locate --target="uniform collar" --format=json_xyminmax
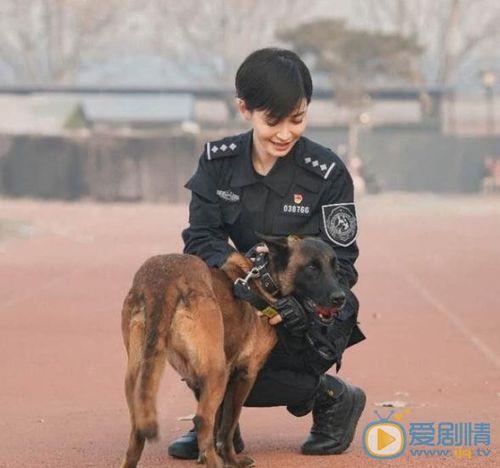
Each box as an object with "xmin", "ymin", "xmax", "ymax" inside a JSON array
[
  {"xmin": 231, "ymin": 131, "xmax": 259, "ymax": 188},
  {"xmin": 231, "ymin": 130, "xmax": 302, "ymax": 197}
]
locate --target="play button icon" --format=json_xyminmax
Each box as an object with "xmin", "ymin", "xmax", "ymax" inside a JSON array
[
  {"xmin": 377, "ymin": 427, "xmax": 396, "ymax": 450},
  {"xmin": 363, "ymin": 421, "xmax": 406, "ymax": 459}
]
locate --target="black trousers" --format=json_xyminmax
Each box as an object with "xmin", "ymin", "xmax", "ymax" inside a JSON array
[{"xmin": 244, "ymin": 367, "xmax": 321, "ymax": 408}]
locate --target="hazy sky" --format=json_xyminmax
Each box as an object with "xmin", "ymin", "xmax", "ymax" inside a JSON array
[{"xmin": 0, "ymin": 0, "xmax": 498, "ymax": 91}]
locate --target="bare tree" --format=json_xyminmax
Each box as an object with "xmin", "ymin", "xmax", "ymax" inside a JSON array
[
  {"xmin": 352, "ymin": 0, "xmax": 500, "ymax": 86},
  {"xmin": 279, "ymin": 19, "xmax": 423, "ymax": 161},
  {"xmin": 139, "ymin": 0, "xmax": 327, "ymax": 86},
  {"xmin": 0, "ymin": 0, "xmax": 123, "ymax": 84}
]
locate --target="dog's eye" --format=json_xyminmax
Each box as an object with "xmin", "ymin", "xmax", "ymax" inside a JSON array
[{"xmin": 306, "ymin": 264, "xmax": 319, "ymax": 275}]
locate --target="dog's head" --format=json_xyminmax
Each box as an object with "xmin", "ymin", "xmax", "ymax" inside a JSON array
[{"xmin": 260, "ymin": 234, "xmax": 346, "ymax": 324}]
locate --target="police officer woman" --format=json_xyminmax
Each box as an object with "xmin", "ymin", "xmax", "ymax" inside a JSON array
[{"xmin": 170, "ymin": 47, "xmax": 366, "ymax": 459}]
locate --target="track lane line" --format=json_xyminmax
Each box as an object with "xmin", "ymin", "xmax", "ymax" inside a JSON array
[{"xmin": 402, "ymin": 270, "xmax": 500, "ymax": 370}]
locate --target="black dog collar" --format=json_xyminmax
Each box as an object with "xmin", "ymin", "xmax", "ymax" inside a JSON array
[
  {"xmin": 233, "ymin": 267, "xmax": 279, "ymax": 318},
  {"xmin": 244, "ymin": 244, "xmax": 280, "ymax": 297},
  {"xmin": 232, "ymin": 245, "xmax": 280, "ymax": 318}
]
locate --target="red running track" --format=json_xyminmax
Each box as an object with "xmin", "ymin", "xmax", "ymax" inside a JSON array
[{"xmin": 0, "ymin": 194, "xmax": 498, "ymax": 467}]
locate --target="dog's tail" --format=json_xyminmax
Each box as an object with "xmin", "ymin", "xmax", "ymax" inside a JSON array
[{"xmin": 129, "ymin": 288, "xmax": 168, "ymax": 441}]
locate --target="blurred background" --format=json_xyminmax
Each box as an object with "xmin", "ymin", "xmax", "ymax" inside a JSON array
[
  {"xmin": 0, "ymin": 0, "xmax": 499, "ymax": 201},
  {"xmin": 1, "ymin": 3, "xmax": 500, "ymax": 466}
]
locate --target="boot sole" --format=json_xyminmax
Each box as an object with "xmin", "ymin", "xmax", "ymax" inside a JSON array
[{"xmin": 301, "ymin": 387, "xmax": 366, "ymax": 455}]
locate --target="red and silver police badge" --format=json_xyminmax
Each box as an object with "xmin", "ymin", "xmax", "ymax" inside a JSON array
[{"xmin": 294, "ymin": 193, "xmax": 303, "ymax": 204}]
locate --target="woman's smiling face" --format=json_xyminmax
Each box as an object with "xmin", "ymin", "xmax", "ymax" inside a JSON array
[{"xmin": 238, "ymin": 98, "xmax": 309, "ymax": 158}]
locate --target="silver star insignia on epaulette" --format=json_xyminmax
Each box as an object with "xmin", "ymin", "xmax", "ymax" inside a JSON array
[{"xmin": 304, "ymin": 155, "xmax": 336, "ymax": 179}]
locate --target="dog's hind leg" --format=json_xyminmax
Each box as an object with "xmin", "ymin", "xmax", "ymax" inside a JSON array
[
  {"xmin": 172, "ymin": 295, "xmax": 227, "ymax": 468},
  {"xmin": 194, "ymin": 371, "xmax": 227, "ymax": 468},
  {"xmin": 121, "ymin": 301, "xmax": 147, "ymax": 468},
  {"xmin": 217, "ymin": 372, "xmax": 256, "ymax": 468}
]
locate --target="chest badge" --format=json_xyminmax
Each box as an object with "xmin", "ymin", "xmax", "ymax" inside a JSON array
[{"xmin": 283, "ymin": 192, "xmax": 310, "ymax": 215}]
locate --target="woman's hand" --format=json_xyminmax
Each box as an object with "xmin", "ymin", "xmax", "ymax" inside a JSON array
[
  {"xmin": 259, "ymin": 296, "xmax": 308, "ymax": 333},
  {"xmin": 255, "ymin": 244, "xmax": 269, "ymax": 254},
  {"xmin": 257, "ymin": 310, "xmax": 283, "ymax": 325}
]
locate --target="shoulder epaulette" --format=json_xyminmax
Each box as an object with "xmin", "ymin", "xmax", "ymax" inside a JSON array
[
  {"xmin": 205, "ymin": 135, "xmax": 243, "ymax": 161},
  {"xmin": 297, "ymin": 140, "xmax": 338, "ymax": 180}
]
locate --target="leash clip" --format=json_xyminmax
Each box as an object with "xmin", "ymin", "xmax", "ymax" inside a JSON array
[
  {"xmin": 235, "ymin": 266, "xmax": 260, "ymax": 288},
  {"xmin": 244, "ymin": 267, "xmax": 260, "ymax": 282}
]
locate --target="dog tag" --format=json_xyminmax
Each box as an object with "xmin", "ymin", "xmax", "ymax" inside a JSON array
[{"xmin": 261, "ymin": 306, "xmax": 279, "ymax": 318}]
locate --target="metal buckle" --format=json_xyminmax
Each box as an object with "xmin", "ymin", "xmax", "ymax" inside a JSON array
[
  {"xmin": 234, "ymin": 267, "xmax": 260, "ymax": 287},
  {"xmin": 245, "ymin": 267, "xmax": 260, "ymax": 281}
]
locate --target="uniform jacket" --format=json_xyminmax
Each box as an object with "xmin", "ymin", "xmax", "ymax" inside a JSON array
[{"xmin": 182, "ymin": 130, "xmax": 365, "ymax": 362}]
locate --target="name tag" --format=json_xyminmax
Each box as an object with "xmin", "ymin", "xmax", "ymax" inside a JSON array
[{"xmin": 216, "ymin": 189, "xmax": 240, "ymax": 202}]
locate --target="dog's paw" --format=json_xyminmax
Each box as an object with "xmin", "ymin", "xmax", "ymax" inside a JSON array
[
  {"xmin": 224, "ymin": 455, "xmax": 255, "ymax": 468},
  {"xmin": 237, "ymin": 456, "xmax": 255, "ymax": 467},
  {"xmin": 197, "ymin": 452, "xmax": 224, "ymax": 468}
]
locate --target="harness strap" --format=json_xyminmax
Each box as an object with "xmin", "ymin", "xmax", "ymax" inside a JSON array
[
  {"xmin": 253, "ymin": 253, "xmax": 279, "ymax": 296},
  {"xmin": 233, "ymin": 278, "xmax": 279, "ymax": 318},
  {"xmin": 245, "ymin": 245, "xmax": 279, "ymax": 296}
]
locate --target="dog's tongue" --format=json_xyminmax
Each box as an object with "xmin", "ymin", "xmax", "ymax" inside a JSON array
[{"xmin": 316, "ymin": 306, "xmax": 337, "ymax": 319}]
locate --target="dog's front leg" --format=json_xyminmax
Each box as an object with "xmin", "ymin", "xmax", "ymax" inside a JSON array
[{"xmin": 217, "ymin": 370, "xmax": 256, "ymax": 468}]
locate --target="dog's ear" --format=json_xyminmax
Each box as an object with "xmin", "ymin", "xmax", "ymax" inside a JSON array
[
  {"xmin": 255, "ymin": 233, "xmax": 291, "ymax": 272},
  {"xmin": 255, "ymin": 233, "xmax": 287, "ymax": 249}
]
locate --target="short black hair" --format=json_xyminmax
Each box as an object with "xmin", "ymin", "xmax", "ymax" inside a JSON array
[{"xmin": 235, "ymin": 48, "xmax": 313, "ymax": 124}]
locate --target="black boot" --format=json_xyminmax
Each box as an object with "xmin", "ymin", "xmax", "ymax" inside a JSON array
[
  {"xmin": 168, "ymin": 424, "xmax": 245, "ymax": 460},
  {"xmin": 301, "ymin": 375, "xmax": 366, "ymax": 455}
]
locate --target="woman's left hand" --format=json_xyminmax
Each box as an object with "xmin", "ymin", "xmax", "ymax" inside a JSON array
[{"xmin": 256, "ymin": 310, "xmax": 283, "ymax": 325}]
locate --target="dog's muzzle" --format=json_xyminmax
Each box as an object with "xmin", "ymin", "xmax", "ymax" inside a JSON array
[{"xmin": 304, "ymin": 298, "xmax": 343, "ymax": 325}]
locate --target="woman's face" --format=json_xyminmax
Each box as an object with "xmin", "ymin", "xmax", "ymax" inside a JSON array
[{"xmin": 238, "ymin": 99, "xmax": 308, "ymax": 159}]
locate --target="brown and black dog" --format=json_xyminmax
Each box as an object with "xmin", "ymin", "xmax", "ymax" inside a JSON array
[{"xmin": 120, "ymin": 235, "xmax": 346, "ymax": 468}]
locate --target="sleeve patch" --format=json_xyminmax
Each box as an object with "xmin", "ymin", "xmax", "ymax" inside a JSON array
[{"xmin": 321, "ymin": 203, "xmax": 357, "ymax": 247}]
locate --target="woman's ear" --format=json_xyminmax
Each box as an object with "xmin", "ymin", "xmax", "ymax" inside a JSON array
[{"xmin": 236, "ymin": 98, "xmax": 252, "ymax": 121}]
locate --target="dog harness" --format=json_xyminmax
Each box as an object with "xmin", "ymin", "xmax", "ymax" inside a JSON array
[{"xmin": 233, "ymin": 247, "xmax": 280, "ymax": 318}]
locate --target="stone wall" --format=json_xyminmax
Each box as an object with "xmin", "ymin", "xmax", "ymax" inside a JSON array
[
  {"xmin": 86, "ymin": 133, "xmax": 198, "ymax": 202},
  {"xmin": 0, "ymin": 132, "xmax": 199, "ymax": 202},
  {"xmin": 0, "ymin": 134, "xmax": 88, "ymax": 200},
  {"xmin": 1, "ymin": 127, "xmax": 499, "ymax": 201},
  {"xmin": 308, "ymin": 125, "xmax": 500, "ymax": 193}
]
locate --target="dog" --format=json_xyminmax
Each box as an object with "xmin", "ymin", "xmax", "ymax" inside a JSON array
[{"xmin": 120, "ymin": 235, "xmax": 346, "ymax": 468}]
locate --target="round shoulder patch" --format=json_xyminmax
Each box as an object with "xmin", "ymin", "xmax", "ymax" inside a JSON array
[{"xmin": 321, "ymin": 203, "xmax": 357, "ymax": 247}]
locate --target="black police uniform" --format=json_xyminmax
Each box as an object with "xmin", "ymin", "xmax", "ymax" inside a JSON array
[{"xmin": 182, "ymin": 130, "xmax": 365, "ymax": 409}]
